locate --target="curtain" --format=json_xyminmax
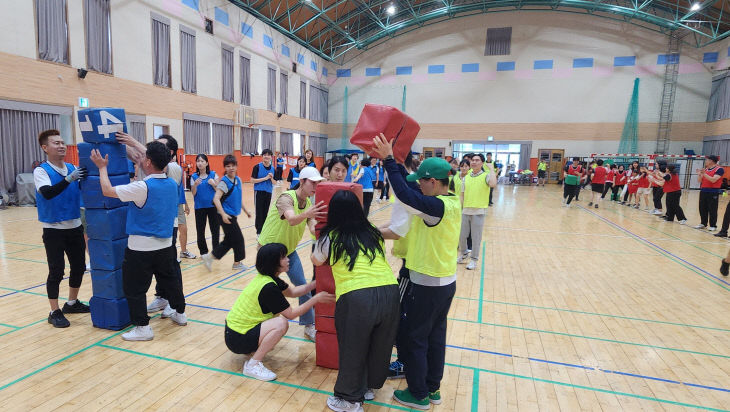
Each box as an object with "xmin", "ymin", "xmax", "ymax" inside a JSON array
[
  {"xmin": 279, "ymin": 132, "xmax": 293, "ymax": 155},
  {"xmin": 309, "ymin": 85, "xmax": 328, "ymax": 123},
  {"xmin": 519, "ymin": 143, "xmax": 531, "ymax": 171},
  {"xmin": 267, "ymin": 67, "xmax": 276, "ymax": 111},
  {"xmin": 703, "ymin": 135, "xmax": 730, "ymax": 161},
  {"xmin": 485, "ymin": 27, "xmax": 512, "ymax": 56},
  {"xmin": 300, "ymin": 81, "xmax": 306, "ymax": 118},
  {"xmin": 707, "ymin": 73, "xmax": 730, "ymax": 121},
  {"xmin": 307, "ymin": 135, "xmax": 326, "ymax": 157},
  {"xmin": 212, "ymin": 123, "xmax": 232, "ymax": 154},
  {"xmin": 261, "ymin": 129, "xmax": 275, "ymax": 151},
  {"xmin": 320, "ymin": 88, "xmax": 329, "ymax": 123},
  {"xmin": 129, "ymin": 121, "xmax": 146, "ymax": 144},
  {"xmin": 152, "ymin": 18, "xmax": 170, "ymax": 87},
  {"xmin": 183, "ymin": 119, "xmax": 209, "ymax": 154},
  {"xmin": 36, "ymin": 0, "xmax": 69, "ymax": 64},
  {"xmin": 180, "ymin": 29, "xmax": 196, "ymax": 93},
  {"xmin": 241, "ymin": 127, "xmax": 257, "ymax": 154},
  {"xmin": 240, "ymin": 56, "xmax": 251, "ymax": 105},
  {"xmin": 84, "ymin": 0, "xmax": 111, "ymax": 73},
  {"xmin": 280, "ymin": 73, "xmax": 288, "ymax": 114},
  {"xmin": 301, "ymin": 134, "xmax": 306, "ymax": 154},
  {"xmin": 222, "ymin": 47, "xmax": 234, "ymax": 102},
  {"xmin": 0, "ymin": 109, "xmax": 57, "ymax": 192}
]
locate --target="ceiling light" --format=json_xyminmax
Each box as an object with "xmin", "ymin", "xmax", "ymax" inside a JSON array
[
  {"xmin": 386, "ymin": 5, "xmax": 396, "ymax": 15},
  {"xmin": 691, "ymin": 2, "xmax": 700, "ymax": 11}
]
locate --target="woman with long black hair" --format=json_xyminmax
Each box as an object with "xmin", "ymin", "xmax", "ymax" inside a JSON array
[
  {"xmin": 287, "ymin": 156, "xmax": 307, "ymax": 189},
  {"xmin": 304, "ymin": 149, "xmax": 316, "ymax": 167},
  {"xmin": 191, "ymin": 154, "xmax": 220, "ymax": 256},
  {"xmin": 312, "ymin": 190, "xmax": 399, "ymax": 412}
]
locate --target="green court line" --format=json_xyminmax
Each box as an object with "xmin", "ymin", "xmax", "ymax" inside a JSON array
[
  {"xmin": 97, "ymin": 343, "xmax": 413, "ymax": 411},
  {"xmin": 0, "ymin": 322, "xmax": 20, "ymax": 329},
  {"xmin": 217, "ymin": 240, "xmax": 313, "ymax": 288},
  {"xmin": 487, "ymin": 240, "xmax": 659, "ymax": 256},
  {"xmin": 478, "ymin": 242, "xmax": 485, "ymax": 323},
  {"xmin": 187, "ymin": 318, "xmax": 311, "ymax": 343},
  {"xmin": 0, "ymin": 241, "xmax": 43, "ymax": 248},
  {"xmin": 3, "ymin": 246, "xmax": 45, "ymax": 255},
  {"xmin": 0, "ymin": 256, "xmax": 56, "ymax": 265},
  {"xmin": 457, "ymin": 366, "xmax": 728, "ymax": 412},
  {"xmin": 452, "ymin": 297, "xmax": 730, "ymax": 333},
  {"xmin": 447, "ymin": 317, "xmax": 730, "ymax": 359},
  {"xmin": 218, "ymin": 286, "xmax": 244, "ymax": 292},
  {"xmin": 471, "ymin": 369, "xmax": 480, "ymax": 412}
]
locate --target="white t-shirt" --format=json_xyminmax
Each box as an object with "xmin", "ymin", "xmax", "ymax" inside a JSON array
[
  {"xmin": 166, "ymin": 162, "xmax": 183, "ymax": 227},
  {"xmin": 115, "ymin": 173, "xmax": 173, "ymax": 251},
  {"xmin": 33, "ymin": 162, "xmax": 82, "ymax": 229}
]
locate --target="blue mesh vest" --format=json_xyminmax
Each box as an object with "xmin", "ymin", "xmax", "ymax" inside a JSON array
[
  {"xmin": 222, "ymin": 175, "xmax": 242, "ymax": 216},
  {"xmin": 126, "ymin": 177, "xmax": 178, "ymax": 238},
  {"xmin": 253, "ymin": 162, "xmax": 274, "ymax": 193},
  {"xmin": 36, "ymin": 163, "xmax": 81, "ymax": 223}
]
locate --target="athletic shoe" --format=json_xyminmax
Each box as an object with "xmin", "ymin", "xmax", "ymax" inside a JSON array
[
  {"xmin": 709, "ymin": 226, "xmax": 718, "ymax": 231},
  {"xmin": 588, "ymin": 202, "xmax": 593, "ymax": 206},
  {"xmin": 456, "ymin": 254, "xmax": 468, "ymax": 264},
  {"xmin": 721, "ymin": 259, "xmax": 730, "ymax": 276},
  {"xmin": 393, "ymin": 388, "xmax": 430, "ymax": 410},
  {"xmin": 326, "ymin": 396, "xmax": 363, "ymax": 412},
  {"xmin": 693, "ymin": 224, "xmax": 706, "ymax": 229},
  {"xmin": 201, "ymin": 253, "xmax": 213, "ymax": 272},
  {"xmin": 122, "ymin": 325, "xmax": 153, "ymax": 341},
  {"xmin": 48, "ymin": 309, "xmax": 70, "ymax": 328},
  {"xmin": 85, "ymin": 263, "xmax": 90, "ymax": 273},
  {"xmin": 714, "ymin": 232, "xmax": 728, "ymax": 238},
  {"xmin": 62, "ymin": 300, "xmax": 90, "ymax": 314},
  {"xmin": 242, "ymin": 359, "xmax": 276, "ymax": 381},
  {"xmin": 180, "ymin": 251, "xmax": 197, "ymax": 259},
  {"xmin": 678, "ymin": 220, "xmax": 687, "ymax": 225},
  {"xmin": 652, "ymin": 209, "xmax": 662, "ymax": 215},
  {"xmin": 169, "ymin": 311, "xmax": 187, "ymax": 326},
  {"xmin": 304, "ymin": 324, "xmax": 317, "ymax": 342},
  {"xmin": 147, "ymin": 296, "xmax": 168, "ymax": 313},
  {"xmin": 232, "ymin": 262, "xmax": 245, "ymax": 270},
  {"xmin": 594, "ymin": 204, "xmax": 598, "ymax": 209},
  {"xmin": 633, "ymin": 205, "xmax": 639, "ymax": 209},
  {"xmin": 388, "ymin": 360, "xmax": 405, "ymax": 379},
  {"xmin": 466, "ymin": 248, "xmax": 472, "ymax": 254},
  {"xmin": 161, "ymin": 304, "xmax": 175, "ymax": 318},
  {"xmin": 466, "ymin": 260, "xmax": 476, "ymax": 270},
  {"xmin": 429, "ymin": 390, "xmax": 442, "ymax": 405},
  {"xmin": 364, "ymin": 389, "xmax": 375, "ymax": 401}
]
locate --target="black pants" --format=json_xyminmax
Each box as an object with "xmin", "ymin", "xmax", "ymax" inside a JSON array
[
  {"xmin": 194, "ymin": 207, "xmax": 220, "ymax": 255},
  {"xmin": 613, "ymin": 185, "xmax": 624, "ymax": 200},
  {"xmin": 489, "ymin": 187, "xmax": 494, "ymax": 205},
  {"xmin": 718, "ymin": 201, "xmax": 730, "ymax": 232},
  {"xmin": 254, "ymin": 190, "xmax": 272, "ymax": 234},
  {"xmin": 653, "ymin": 186, "xmax": 664, "ymax": 210},
  {"xmin": 363, "ymin": 192, "xmax": 374, "ymax": 216},
  {"xmin": 123, "ymin": 246, "xmax": 185, "ymax": 326},
  {"xmin": 395, "ymin": 259, "xmax": 411, "ymax": 364},
  {"xmin": 601, "ymin": 182, "xmax": 613, "ymax": 198},
  {"xmin": 623, "ymin": 186, "xmax": 631, "ymax": 202},
  {"xmin": 563, "ymin": 184, "xmax": 578, "ymax": 204},
  {"xmin": 156, "ymin": 226, "xmax": 184, "ymax": 299},
  {"xmin": 274, "ymin": 167, "xmax": 283, "ymax": 181},
  {"xmin": 379, "ymin": 181, "xmax": 390, "ymax": 200},
  {"xmin": 213, "ymin": 215, "xmax": 245, "ymax": 262},
  {"xmin": 665, "ymin": 191, "xmax": 686, "ymax": 222},
  {"xmin": 334, "ymin": 285, "xmax": 400, "ymax": 403},
  {"xmin": 699, "ymin": 191, "xmax": 720, "ymax": 227},
  {"xmin": 42, "ymin": 225, "xmax": 86, "ymax": 300},
  {"xmin": 402, "ymin": 281, "xmax": 456, "ymax": 400}
]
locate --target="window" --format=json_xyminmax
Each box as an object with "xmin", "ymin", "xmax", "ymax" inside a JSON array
[
  {"xmin": 240, "ymin": 54, "xmax": 251, "ymax": 105},
  {"xmin": 292, "ymin": 133, "xmax": 302, "ymax": 156},
  {"xmin": 151, "ymin": 13, "xmax": 171, "ymax": 87},
  {"xmin": 180, "ymin": 25, "xmax": 196, "ymax": 93},
  {"xmin": 127, "ymin": 114, "xmax": 146, "ymax": 143},
  {"xmin": 485, "ymin": 27, "xmax": 511, "ymax": 56},
  {"xmin": 153, "ymin": 124, "xmax": 169, "ymax": 139},
  {"xmin": 36, "ymin": 0, "xmax": 69, "ymax": 64},
  {"xmin": 183, "ymin": 115, "xmax": 233, "ymax": 154},
  {"xmin": 300, "ymin": 81, "xmax": 306, "ymax": 118},
  {"xmin": 267, "ymin": 66, "xmax": 276, "ymax": 111},
  {"xmin": 280, "ymin": 72, "xmax": 288, "ymax": 114},
  {"xmin": 222, "ymin": 45, "xmax": 234, "ymax": 101},
  {"xmin": 84, "ymin": 0, "xmax": 112, "ymax": 73}
]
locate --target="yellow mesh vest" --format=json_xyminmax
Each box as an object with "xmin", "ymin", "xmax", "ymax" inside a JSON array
[
  {"xmin": 258, "ymin": 190, "xmax": 311, "ymax": 254},
  {"xmin": 463, "ymin": 172, "xmax": 490, "ymax": 209},
  {"xmin": 329, "ymin": 240, "xmax": 396, "ymax": 300},
  {"xmin": 226, "ymin": 274, "xmax": 277, "ymax": 334},
  {"xmin": 405, "ymin": 194, "xmax": 461, "ymax": 277}
]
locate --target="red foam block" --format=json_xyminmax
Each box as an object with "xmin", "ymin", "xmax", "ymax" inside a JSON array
[
  {"xmin": 316, "ymin": 331, "xmax": 339, "ymax": 369},
  {"xmin": 315, "ymin": 315, "xmax": 335, "ymax": 334},
  {"xmin": 349, "ymin": 104, "xmax": 420, "ymax": 163}
]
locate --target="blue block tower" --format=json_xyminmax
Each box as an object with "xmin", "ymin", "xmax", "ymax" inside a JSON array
[{"xmin": 77, "ymin": 108, "xmax": 132, "ymax": 330}]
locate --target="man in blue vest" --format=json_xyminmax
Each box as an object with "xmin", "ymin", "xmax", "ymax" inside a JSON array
[
  {"xmin": 34, "ymin": 129, "xmax": 90, "ymax": 328},
  {"xmin": 251, "ymin": 148, "xmax": 276, "ymax": 236},
  {"xmin": 90, "ymin": 141, "xmax": 186, "ymax": 341}
]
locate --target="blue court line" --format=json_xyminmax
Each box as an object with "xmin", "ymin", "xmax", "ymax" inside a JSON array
[
  {"xmin": 0, "ymin": 277, "xmax": 67, "ymax": 299},
  {"xmin": 578, "ymin": 205, "xmax": 730, "ymax": 290},
  {"xmin": 184, "ymin": 302, "xmax": 730, "ymax": 395},
  {"xmin": 184, "ymin": 265, "xmax": 255, "ymax": 298}
]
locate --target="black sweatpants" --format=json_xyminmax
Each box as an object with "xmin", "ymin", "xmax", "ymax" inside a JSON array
[
  {"xmin": 42, "ymin": 225, "xmax": 86, "ymax": 300},
  {"xmin": 699, "ymin": 191, "xmax": 720, "ymax": 227},
  {"xmin": 212, "ymin": 215, "xmax": 245, "ymax": 262},
  {"xmin": 155, "ymin": 227, "xmax": 183, "ymax": 300},
  {"xmin": 194, "ymin": 207, "xmax": 220, "ymax": 255},
  {"xmin": 613, "ymin": 184, "xmax": 624, "ymax": 200},
  {"xmin": 664, "ymin": 191, "xmax": 686, "ymax": 222},
  {"xmin": 653, "ymin": 186, "xmax": 664, "ymax": 210},
  {"xmin": 123, "ymin": 245, "xmax": 185, "ymax": 326},
  {"xmin": 254, "ymin": 190, "xmax": 272, "ymax": 234},
  {"xmin": 363, "ymin": 192, "xmax": 374, "ymax": 217},
  {"xmin": 601, "ymin": 182, "xmax": 613, "ymax": 199},
  {"xmin": 563, "ymin": 184, "xmax": 578, "ymax": 204},
  {"xmin": 402, "ymin": 281, "xmax": 456, "ymax": 400},
  {"xmin": 334, "ymin": 285, "xmax": 400, "ymax": 403},
  {"xmin": 718, "ymin": 201, "xmax": 730, "ymax": 233},
  {"xmin": 395, "ymin": 259, "xmax": 411, "ymax": 364},
  {"xmin": 379, "ymin": 181, "xmax": 390, "ymax": 200}
]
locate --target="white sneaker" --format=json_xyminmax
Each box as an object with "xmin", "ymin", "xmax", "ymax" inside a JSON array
[
  {"xmin": 85, "ymin": 263, "xmax": 91, "ymax": 273},
  {"xmin": 232, "ymin": 262, "xmax": 245, "ymax": 270},
  {"xmin": 364, "ymin": 389, "xmax": 375, "ymax": 401},
  {"xmin": 466, "ymin": 260, "xmax": 476, "ymax": 270},
  {"xmin": 679, "ymin": 219, "xmax": 687, "ymax": 225},
  {"xmin": 147, "ymin": 296, "xmax": 168, "ymax": 313},
  {"xmin": 456, "ymin": 254, "xmax": 467, "ymax": 264},
  {"xmin": 652, "ymin": 209, "xmax": 662, "ymax": 215},
  {"xmin": 180, "ymin": 250, "xmax": 197, "ymax": 259},
  {"xmin": 304, "ymin": 324, "xmax": 317, "ymax": 342},
  {"xmin": 466, "ymin": 248, "xmax": 472, "ymax": 254},
  {"xmin": 327, "ymin": 396, "xmax": 364, "ymax": 412},
  {"xmin": 161, "ymin": 304, "xmax": 174, "ymax": 318},
  {"xmin": 122, "ymin": 325, "xmax": 153, "ymax": 341},
  {"xmin": 693, "ymin": 224, "xmax": 706, "ymax": 229},
  {"xmin": 709, "ymin": 226, "xmax": 717, "ymax": 231},
  {"xmin": 201, "ymin": 253, "xmax": 213, "ymax": 272},
  {"xmin": 242, "ymin": 359, "xmax": 276, "ymax": 381},
  {"xmin": 170, "ymin": 311, "xmax": 187, "ymax": 326}
]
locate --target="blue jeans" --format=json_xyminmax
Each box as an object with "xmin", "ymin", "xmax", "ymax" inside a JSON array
[{"xmin": 285, "ymin": 251, "xmax": 314, "ymax": 325}]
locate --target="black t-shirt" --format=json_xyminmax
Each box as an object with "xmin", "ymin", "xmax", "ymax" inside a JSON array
[
  {"xmin": 258, "ymin": 276, "xmax": 290, "ymax": 315},
  {"xmin": 251, "ymin": 163, "xmax": 274, "ymax": 179}
]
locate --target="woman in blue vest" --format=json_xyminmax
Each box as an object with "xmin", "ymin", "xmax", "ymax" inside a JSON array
[
  {"xmin": 287, "ymin": 156, "xmax": 307, "ymax": 190},
  {"xmin": 304, "ymin": 149, "xmax": 316, "ymax": 168},
  {"xmin": 251, "ymin": 149, "xmax": 275, "ymax": 236},
  {"xmin": 191, "ymin": 154, "xmax": 220, "ymax": 256},
  {"xmin": 359, "ymin": 158, "xmax": 376, "ymax": 216},
  {"xmin": 274, "ymin": 152, "xmax": 285, "ymax": 185},
  {"xmin": 203, "ymin": 155, "xmax": 252, "ymax": 271}
]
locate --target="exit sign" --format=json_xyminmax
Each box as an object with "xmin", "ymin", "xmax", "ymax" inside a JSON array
[
  {"xmin": 78, "ymin": 97, "xmax": 89, "ymax": 108},
  {"xmin": 487, "ymin": 136, "xmax": 494, "ymax": 141}
]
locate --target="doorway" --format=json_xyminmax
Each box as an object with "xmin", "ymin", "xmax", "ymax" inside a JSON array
[{"xmin": 538, "ymin": 149, "xmax": 565, "ymax": 183}]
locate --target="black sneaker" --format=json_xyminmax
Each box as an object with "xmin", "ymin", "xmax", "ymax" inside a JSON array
[
  {"xmin": 721, "ymin": 259, "xmax": 729, "ymax": 276},
  {"xmin": 714, "ymin": 232, "xmax": 728, "ymax": 238},
  {"xmin": 62, "ymin": 300, "xmax": 90, "ymax": 314},
  {"xmin": 594, "ymin": 204, "xmax": 598, "ymax": 209},
  {"xmin": 48, "ymin": 309, "xmax": 70, "ymax": 328}
]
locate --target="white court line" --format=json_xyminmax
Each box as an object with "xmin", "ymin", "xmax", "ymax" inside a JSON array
[{"xmin": 485, "ymin": 226, "xmax": 631, "ymax": 239}]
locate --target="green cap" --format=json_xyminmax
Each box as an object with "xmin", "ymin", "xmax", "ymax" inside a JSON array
[{"xmin": 406, "ymin": 157, "xmax": 453, "ymax": 182}]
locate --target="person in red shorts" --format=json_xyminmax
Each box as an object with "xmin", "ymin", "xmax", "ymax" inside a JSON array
[{"xmin": 589, "ymin": 159, "xmax": 607, "ymax": 208}]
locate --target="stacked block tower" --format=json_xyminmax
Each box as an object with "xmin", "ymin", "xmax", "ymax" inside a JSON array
[{"xmin": 77, "ymin": 108, "xmax": 132, "ymax": 330}]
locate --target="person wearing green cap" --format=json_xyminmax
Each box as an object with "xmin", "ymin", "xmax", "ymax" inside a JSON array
[{"xmin": 372, "ymin": 133, "xmax": 461, "ymax": 410}]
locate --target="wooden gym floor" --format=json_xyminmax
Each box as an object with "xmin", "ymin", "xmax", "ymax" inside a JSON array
[{"xmin": 0, "ymin": 183, "xmax": 729, "ymax": 411}]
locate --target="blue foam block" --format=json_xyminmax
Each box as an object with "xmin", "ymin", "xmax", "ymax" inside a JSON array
[
  {"xmin": 78, "ymin": 142, "xmax": 128, "ymax": 176},
  {"xmin": 85, "ymin": 206, "xmax": 128, "ymax": 241},
  {"xmin": 79, "ymin": 174, "xmax": 129, "ymax": 209},
  {"xmin": 88, "ymin": 237, "xmax": 127, "ymax": 271},
  {"xmin": 91, "ymin": 269, "xmax": 125, "ymax": 299},
  {"xmin": 90, "ymin": 296, "xmax": 131, "ymax": 330},
  {"xmin": 77, "ymin": 108, "xmax": 128, "ymax": 143}
]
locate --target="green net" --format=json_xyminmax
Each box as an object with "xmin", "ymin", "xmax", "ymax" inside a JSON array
[{"xmin": 618, "ymin": 78, "xmax": 640, "ymax": 155}]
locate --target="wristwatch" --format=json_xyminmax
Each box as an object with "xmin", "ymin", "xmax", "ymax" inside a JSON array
[{"xmin": 385, "ymin": 155, "xmax": 394, "ymax": 162}]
